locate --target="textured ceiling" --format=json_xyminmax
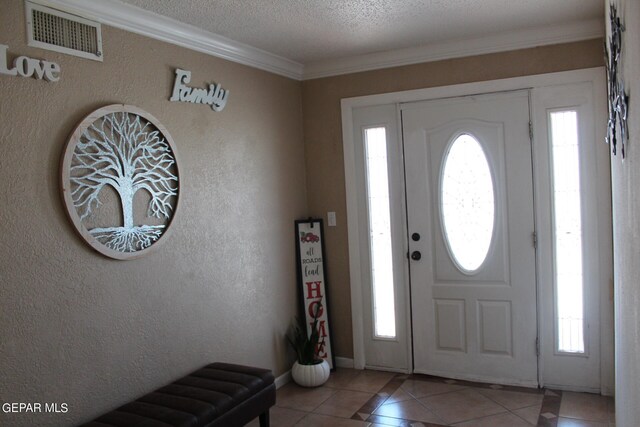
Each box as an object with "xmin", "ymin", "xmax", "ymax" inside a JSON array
[{"xmin": 118, "ymin": 0, "xmax": 603, "ymax": 64}]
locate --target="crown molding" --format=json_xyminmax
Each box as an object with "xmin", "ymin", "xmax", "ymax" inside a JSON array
[
  {"xmin": 32, "ymin": 1, "xmax": 603, "ymax": 82},
  {"xmin": 303, "ymin": 18, "xmax": 604, "ymax": 80},
  {"xmin": 36, "ymin": 0, "xmax": 305, "ymax": 80}
]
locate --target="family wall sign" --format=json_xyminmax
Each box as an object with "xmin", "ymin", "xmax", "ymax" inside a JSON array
[
  {"xmin": 0, "ymin": 44, "xmax": 60, "ymax": 82},
  {"xmin": 169, "ymin": 68, "xmax": 228, "ymax": 112}
]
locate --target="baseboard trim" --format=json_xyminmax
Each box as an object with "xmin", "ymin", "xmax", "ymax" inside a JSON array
[
  {"xmin": 600, "ymin": 386, "xmax": 615, "ymax": 397},
  {"xmin": 275, "ymin": 370, "xmax": 291, "ymax": 389},
  {"xmin": 335, "ymin": 357, "xmax": 355, "ymax": 369}
]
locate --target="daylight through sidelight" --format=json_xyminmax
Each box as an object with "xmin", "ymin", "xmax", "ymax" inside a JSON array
[
  {"xmin": 364, "ymin": 127, "xmax": 396, "ymax": 339},
  {"xmin": 550, "ymin": 111, "xmax": 585, "ymax": 354}
]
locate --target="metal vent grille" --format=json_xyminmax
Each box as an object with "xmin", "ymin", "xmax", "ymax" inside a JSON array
[{"xmin": 26, "ymin": 2, "xmax": 103, "ymax": 61}]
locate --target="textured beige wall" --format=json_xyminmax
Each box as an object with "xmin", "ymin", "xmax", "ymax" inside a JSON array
[
  {"xmin": 0, "ymin": 0, "xmax": 611, "ymax": 423},
  {"xmin": 302, "ymin": 39, "xmax": 604, "ymax": 358},
  {"xmin": 0, "ymin": 1, "xmax": 305, "ymax": 426},
  {"xmin": 608, "ymin": 1, "xmax": 640, "ymax": 425}
]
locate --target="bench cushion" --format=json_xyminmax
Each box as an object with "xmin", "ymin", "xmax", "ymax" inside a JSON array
[{"xmin": 82, "ymin": 363, "xmax": 275, "ymax": 427}]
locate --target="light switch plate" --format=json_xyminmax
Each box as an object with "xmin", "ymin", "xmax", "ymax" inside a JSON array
[{"xmin": 327, "ymin": 211, "xmax": 336, "ymax": 227}]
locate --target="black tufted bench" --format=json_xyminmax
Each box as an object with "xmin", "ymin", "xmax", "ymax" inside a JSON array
[{"xmin": 81, "ymin": 362, "xmax": 275, "ymax": 427}]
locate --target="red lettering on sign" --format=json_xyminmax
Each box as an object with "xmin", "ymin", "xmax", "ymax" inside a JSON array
[
  {"xmin": 308, "ymin": 300, "xmax": 325, "ymax": 318},
  {"xmin": 315, "ymin": 340, "xmax": 328, "ymax": 358},
  {"xmin": 305, "ymin": 281, "xmax": 323, "ymax": 299},
  {"xmin": 316, "ymin": 320, "xmax": 328, "ymax": 338}
]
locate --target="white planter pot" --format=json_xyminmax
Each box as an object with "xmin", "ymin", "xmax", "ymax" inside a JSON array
[{"xmin": 291, "ymin": 359, "xmax": 330, "ymax": 387}]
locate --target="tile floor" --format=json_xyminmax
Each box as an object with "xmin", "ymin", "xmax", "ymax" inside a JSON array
[{"xmin": 248, "ymin": 368, "xmax": 615, "ymax": 427}]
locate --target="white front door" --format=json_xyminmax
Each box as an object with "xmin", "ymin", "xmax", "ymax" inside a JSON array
[
  {"xmin": 402, "ymin": 91, "xmax": 539, "ymax": 386},
  {"xmin": 345, "ymin": 70, "xmax": 612, "ymax": 392}
]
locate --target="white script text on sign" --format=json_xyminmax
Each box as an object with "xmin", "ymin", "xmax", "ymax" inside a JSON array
[
  {"xmin": 0, "ymin": 44, "xmax": 60, "ymax": 82},
  {"xmin": 169, "ymin": 69, "xmax": 228, "ymax": 112}
]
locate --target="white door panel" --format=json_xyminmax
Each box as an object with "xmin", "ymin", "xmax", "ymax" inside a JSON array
[{"xmin": 403, "ymin": 91, "xmax": 538, "ymax": 385}]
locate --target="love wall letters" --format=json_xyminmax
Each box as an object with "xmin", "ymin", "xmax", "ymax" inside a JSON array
[{"xmin": 0, "ymin": 44, "xmax": 60, "ymax": 82}]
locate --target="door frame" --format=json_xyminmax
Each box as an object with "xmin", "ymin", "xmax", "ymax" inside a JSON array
[{"xmin": 341, "ymin": 67, "xmax": 613, "ymax": 394}]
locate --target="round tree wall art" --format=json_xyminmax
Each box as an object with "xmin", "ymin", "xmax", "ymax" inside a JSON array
[{"xmin": 61, "ymin": 105, "xmax": 179, "ymax": 260}]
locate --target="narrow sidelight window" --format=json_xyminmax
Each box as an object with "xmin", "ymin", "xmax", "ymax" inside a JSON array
[
  {"xmin": 550, "ymin": 111, "xmax": 585, "ymax": 354},
  {"xmin": 364, "ymin": 127, "xmax": 396, "ymax": 338}
]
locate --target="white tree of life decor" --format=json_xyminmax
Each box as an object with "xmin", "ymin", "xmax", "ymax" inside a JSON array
[{"xmin": 61, "ymin": 105, "xmax": 179, "ymax": 260}]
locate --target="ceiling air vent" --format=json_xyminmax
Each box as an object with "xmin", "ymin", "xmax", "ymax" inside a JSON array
[{"xmin": 25, "ymin": 1, "xmax": 103, "ymax": 61}]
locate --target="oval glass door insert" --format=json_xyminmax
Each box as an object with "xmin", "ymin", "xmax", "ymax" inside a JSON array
[{"xmin": 441, "ymin": 133, "xmax": 495, "ymax": 272}]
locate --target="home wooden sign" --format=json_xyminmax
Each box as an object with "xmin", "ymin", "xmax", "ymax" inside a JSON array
[{"xmin": 295, "ymin": 219, "xmax": 335, "ymax": 369}]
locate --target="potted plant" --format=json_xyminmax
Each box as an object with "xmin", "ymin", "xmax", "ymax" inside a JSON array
[{"xmin": 287, "ymin": 302, "xmax": 330, "ymax": 387}]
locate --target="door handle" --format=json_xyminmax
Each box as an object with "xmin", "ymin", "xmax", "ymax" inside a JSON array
[{"xmin": 411, "ymin": 251, "xmax": 422, "ymax": 261}]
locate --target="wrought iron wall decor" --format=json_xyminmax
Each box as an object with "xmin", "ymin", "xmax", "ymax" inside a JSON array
[
  {"xmin": 62, "ymin": 105, "xmax": 179, "ymax": 260},
  {"xmin": 605, "ymin": 3, "xmax": 629, "ymax": 158}
]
